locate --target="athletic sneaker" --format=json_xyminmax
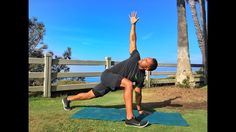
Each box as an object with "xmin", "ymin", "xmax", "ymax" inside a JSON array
[
  {"xmin": 62, "ymin": 97, "xmax": 71, "ymax": 111},
  {"xmin": 125, "ymin": 117, "xmax": 149, "ymax": 128}
]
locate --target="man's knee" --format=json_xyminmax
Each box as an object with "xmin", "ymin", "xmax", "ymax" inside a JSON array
[
  {"xmin": 87, "ymin": 90, "xmax": 96, "ymax": 99},
  {"xmin": 134, "ymin": 87, "xmax": 141, "ymax": 93},
  {"xmin": 120, "ymin": 78, "xmax": 133, "ymax": 89}
]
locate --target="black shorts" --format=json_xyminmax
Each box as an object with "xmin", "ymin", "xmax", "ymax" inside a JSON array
[{"xmin": 92, "ymin": 71, "xmax": 123, "ymax": 97}]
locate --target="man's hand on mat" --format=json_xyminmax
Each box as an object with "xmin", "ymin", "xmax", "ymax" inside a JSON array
[{"xmin": 138, "ymin": 110, "xmax": 152, "ymax": 115}]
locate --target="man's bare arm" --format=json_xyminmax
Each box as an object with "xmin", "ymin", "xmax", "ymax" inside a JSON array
[
  {"xmin": 129, "ymin": 11, "xmax": 139, "ymax": 54},
  {"xmin": 134, "ymin": 87, "xmax": 142, "ymax": 111},
  {"xmin": 135, "ymin": 87, "xmax": 152, "ymax": 115}
]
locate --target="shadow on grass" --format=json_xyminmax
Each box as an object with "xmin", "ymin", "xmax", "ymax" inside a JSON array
[{"xmin": 71, "ymin": 96, "xmax": 182, "ymax": 113}]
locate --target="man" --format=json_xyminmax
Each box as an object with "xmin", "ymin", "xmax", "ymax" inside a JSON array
[{"xmin": 62, "ymin": 11, "xmax": 158, "ymax": 128}]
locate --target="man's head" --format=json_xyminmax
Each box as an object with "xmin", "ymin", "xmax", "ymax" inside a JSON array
[{"xmin": 138, "ymin": 58, "xmax": 158, "ymax": 71}]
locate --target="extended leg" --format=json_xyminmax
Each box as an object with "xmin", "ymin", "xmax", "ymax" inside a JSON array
[
  {"xmin": 67, "ymin": 90, "xmax": 96, "ymax": 101},
  {"xmin": 62, "ymin": 83, "xmax": 110, "ymax": 111},
  {"xmin": 62, "ymin": 90, "xmax": 95, "ymax": 111}
]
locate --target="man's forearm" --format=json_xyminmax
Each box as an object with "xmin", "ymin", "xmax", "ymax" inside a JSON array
[
  {"xmin": 130, "ymin": 24, "xmax": 136, "ymax": 42},
  {"xmin": 129, "ymin": 24, "xmax": 137, "ymax": 53},
  {"xmin": 135, "ymin": 91, "xmax": 142, "ymax": 111}
]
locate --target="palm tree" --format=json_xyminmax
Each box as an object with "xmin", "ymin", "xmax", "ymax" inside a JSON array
[
  {"xmin": 187, "ymin": 0, "xmax": 208, "ymax": 84},
  {"xmin": 176, "ymin": 0, "xmax": 195, "ymax": 87},
  {"xmin": 199, "ymin": 0, "xmax": 207, "ymax": 39}
]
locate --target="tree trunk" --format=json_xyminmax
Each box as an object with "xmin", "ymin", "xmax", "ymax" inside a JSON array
[
  {"xmin": 189, "ymin": 0, "xmax": 207, "ymax": 84},
  {"xmin": 199, "ymin": 0, "xmax": 208, "ymax": 84},
  {"xmin": 176, "ymin": 0, "xmax": 195, "ymax": 88},
  {"xmin": 199, "ymin": 0, "xmax": 207, "ymax": 40}
]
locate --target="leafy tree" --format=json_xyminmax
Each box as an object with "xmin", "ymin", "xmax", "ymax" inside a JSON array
[
  {"xmin": 29, "ymin": 17, "xmax": 47, "ymax": 58},
  {"xmin": 29, "ymin": 17, "xmax": 47, "ymax": 73},
  {"xmin": 29, "ymin": 17, "xmax": 85, "ymax": 86},
  {"xmin": 49, "ymin": 47, "xmax": 85, "ymax": 83},
  {"xmin": 29, "ymin": 17, "xmax": 47, "ymax": 86},
  {"xmin": 49, "ymin": 47, "xmax": 71, "ymax": 83}
]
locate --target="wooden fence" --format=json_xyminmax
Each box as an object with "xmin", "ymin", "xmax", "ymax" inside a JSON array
[{"xmin": 29, "ymin": 53, "xmax": 203, "ymax": 97}]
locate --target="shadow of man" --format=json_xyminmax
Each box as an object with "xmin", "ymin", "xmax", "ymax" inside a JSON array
[
  {"xmin": 135, "ymin": 96, "xmax": 182, "ymax": 120},
  {"xmin": 71, "ymin": 96, "xmax": 183, "ymax": 112}
]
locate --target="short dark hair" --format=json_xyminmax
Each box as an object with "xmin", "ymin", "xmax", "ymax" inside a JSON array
[{"xmin": 149, "ymin": 58, "xmax": 158, "ymax": 71}]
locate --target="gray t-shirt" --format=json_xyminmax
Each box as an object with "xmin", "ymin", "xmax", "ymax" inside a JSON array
[{"xmin": 105, "ymin": 50, "xmax": 145, "ymax": 88}]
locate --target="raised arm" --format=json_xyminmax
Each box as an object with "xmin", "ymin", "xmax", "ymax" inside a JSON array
[{"xmin": 129, "ymin": 11, "xmax": 139, "ymax": 54}]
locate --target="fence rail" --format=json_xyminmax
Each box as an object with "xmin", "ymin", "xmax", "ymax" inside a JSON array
[{"xmin": 29, "ymin": 54, "xmax": 204, "ymax": 97}]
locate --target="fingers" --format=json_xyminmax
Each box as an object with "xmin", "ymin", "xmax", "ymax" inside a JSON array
[
  {"xmin": 129, "ymin": 11, "xmax": 139, "ymax": 23},
  {"xmin": 143, "ymin": 110, "xmax": 152, "ymax": 115},
  {"xmin": 134, "ymin": 11, "xmax": 137, "ymax": 17},
  {"xmin": 131, "ymin": 11, "xmax": 134, "ymax": 17},
  {"xmin": 139, "ymin": 110, "xmax": 152, "ymax": 115},
  {"xmin": 130, "ymin": 11, "xmax": 138, "ymax": 17}
]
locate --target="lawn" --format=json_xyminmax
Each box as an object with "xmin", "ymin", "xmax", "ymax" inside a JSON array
[{"xmin": 29, "ymin": 86, "xmax": 207, "ymax": 132}]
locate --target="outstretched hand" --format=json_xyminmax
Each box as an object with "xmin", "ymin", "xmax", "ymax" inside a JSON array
[{"xmin": 129, "ymin": 11, "xmax": 139, "ymax": 24}]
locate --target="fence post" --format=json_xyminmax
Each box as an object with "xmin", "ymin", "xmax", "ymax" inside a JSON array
[
  {"xmin": 145, "ymin": 71, "xmax": 151, "ymax": 88},
  {"xmin": 43, "ymin": 53, "xmax": 52, "ymax": 97},
  {"xmin": 105, "ymin": 57, "xmax": 111, "ymax": 69}
]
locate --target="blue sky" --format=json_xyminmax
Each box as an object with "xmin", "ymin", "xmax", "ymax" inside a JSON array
[{"xmin": 29, "ymin": 0, "xmax": 205, "ymax": 69}]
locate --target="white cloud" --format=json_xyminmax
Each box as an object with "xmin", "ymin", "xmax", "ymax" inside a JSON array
[{"xmin": 141, "ymin": 32, "xmax": 153, "ymax": 40}]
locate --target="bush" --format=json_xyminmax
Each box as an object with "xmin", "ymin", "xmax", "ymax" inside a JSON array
[
  {"xmin": 177, "ymin": 76, "xmax": 190, "ymax": 88},
  {"xmin": 57, "ymin": 80, "xmax": 85, "ymax": 85}
]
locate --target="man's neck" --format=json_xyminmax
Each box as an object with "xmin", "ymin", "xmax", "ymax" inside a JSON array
[{"xmin": 138, "ymin": 60, "xmax": 144, "ymax": 70}]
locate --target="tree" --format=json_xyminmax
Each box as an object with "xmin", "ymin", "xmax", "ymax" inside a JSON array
[
  {"xmin": 29, "ymin": 17, "xmax": 48, "ymax": 58},
  {"xmin": 176, "ymin": 0, "xmax": 195, "ymax": 88},
  {"xmin": 49, "ymin": 47, "xmax": 71, "ymax": 83},
  {"xmin": 29, "ymin": 17, "xmax": 48, "ymax": 86},
  {"xmin": 28, "ymin": 17, "xmax": 83, "ymax": 86},
  {"xmin": 187, "ymin": 0, "xmax": 208, "ymax": 84},
  {"xmin": 29, "ymin": 17, "xmax": 47, "ymax": 73},
  {"xmin": 49, "ymin": 47, "xmax": 71, "ymax": 73},
  {"xmin": 49, "ymin": 47, "xmax": 85, "ymax": 83},
  {"xmin": 199, "ymin": 0, "xmax": 207, "ymax": 39}
]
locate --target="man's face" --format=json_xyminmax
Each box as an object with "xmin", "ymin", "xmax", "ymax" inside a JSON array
[{"xmin": 140, "ymin": 58, "xmax": 153, "ymax": 70}]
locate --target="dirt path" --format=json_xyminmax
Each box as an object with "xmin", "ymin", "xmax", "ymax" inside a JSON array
[{"xmin": 141, "ymin": 86, "xmax": 207, "ymax": 110}]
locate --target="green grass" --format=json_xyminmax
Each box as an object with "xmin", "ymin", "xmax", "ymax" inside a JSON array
[{"xmin": 29, "ymin": 90, "xmax": 207, "ymax": 132}]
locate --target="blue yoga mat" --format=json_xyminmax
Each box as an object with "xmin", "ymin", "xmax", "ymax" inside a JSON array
[{"xmin": 71, "ymin": 107, "xmax": 189, "ymax": 126}]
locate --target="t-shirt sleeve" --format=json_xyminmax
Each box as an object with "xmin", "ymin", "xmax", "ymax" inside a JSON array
[
  {"xmin": 137, "ymin": 80, "xmax": 144, "ymax": 88},
  {"xmin": 130, "ymin": 50, "xmax": 140, "ymax": 59},
  {"xmin": 137, "ymin": 77, "xmax": 145, "ymax": 88}
]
